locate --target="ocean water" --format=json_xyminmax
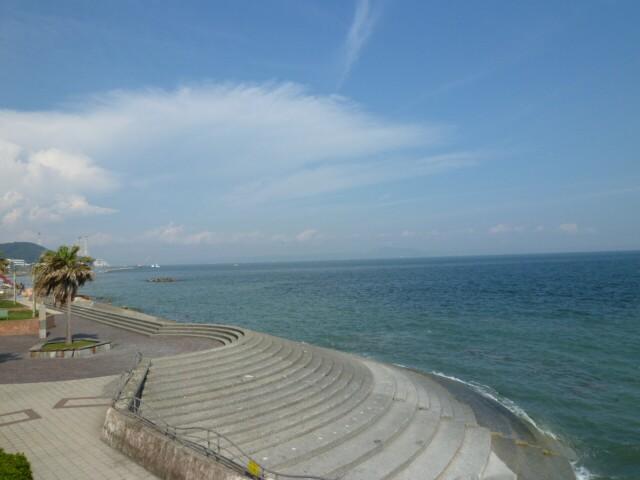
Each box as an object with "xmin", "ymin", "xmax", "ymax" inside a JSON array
[{"xmin": 81, "ymin": 251, "xmax": 640, "ymax": 479}]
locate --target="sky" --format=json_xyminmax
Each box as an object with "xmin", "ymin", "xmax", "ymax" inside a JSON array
[{"xmin": 0, "ymin": 0, "xmax": 639, "ymax": 264}]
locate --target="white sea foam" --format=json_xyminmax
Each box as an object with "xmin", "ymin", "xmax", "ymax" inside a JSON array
[
  {"xmin": 430, "ymin": 371, "xmax": 603, "ymax": 480},
  {"xmin": 572, "ymin": 462, "xmax": 598, "ymax": 480},
  {"xmin": 430, "ymin": 370, "xmax": 559, "ymax": 438}
]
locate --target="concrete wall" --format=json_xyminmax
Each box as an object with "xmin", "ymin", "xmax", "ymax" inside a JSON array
[
  {"xmin": 102, "ymin": 407, "xmax": 248, "ymax": 480},
  {"xmin": 0, "ymin": 315, "xmax": 55, "ymax": 336}
]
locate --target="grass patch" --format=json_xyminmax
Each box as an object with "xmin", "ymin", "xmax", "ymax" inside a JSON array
[
  {"xmin": 41, "ymin": 339, "xmax": 98, "ymax": 351},
  {"xmin": 0, "ymin": 300, "xmax": 21, "ymax": 308},
  {"xmin": 3, "ymin": 310, "xmax": 38, "ymax": 321},
  {"xmin": 0, "ymin": 448, "xmax": 33, "ymax": 479}
]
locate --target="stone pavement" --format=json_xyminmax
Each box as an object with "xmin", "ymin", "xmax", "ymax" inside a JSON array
[
  {"xmin": 0, "ymin": 375, "xmax": 157, "ymax": 479},
  {"xmin": 0, "ymin": 311, "xmax": 218, "ymax": 383}
]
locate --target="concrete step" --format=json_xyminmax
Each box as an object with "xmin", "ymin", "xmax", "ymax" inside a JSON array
[
  {"xmin": 71, "ymin": 305, "xmax": 164, "ymax": 330},
  {"xmin": 482, "ymin": 452, "xmax": 517, "ymax": 480},
  {"xmin": 150, "ymin": 331, "xmax": 262, "ymax": 368},
  {"xmin": 182, "ymin": 354, "xmax": 357, "ymax": 432},
  {"xmin": 145, "ymin": 350, "xmax": 327, "ymax": 415},
  {"xmin": 221, "ymin": 361, "xmax": 373, "ymax": 448},
  {"xmin": 146, "ymin": 336, "xmax": 283, "ymax": 388},
  {"xmin": 421, "ymin": 375, "xmax": 476, "ymax": 423},
  {"xmin": 71, "ymin": 303, "xmax": 245, "ymax": 345},
  {"xmin": 159, "ymin": 323, "xmax": 244, "ymax": 338},
  {"xmin": 146, "ymin": 338, "xmax": 293, "ymax": 391},
  {"xmin": 149, "ymin": 333, "xmax": 270, "ymax": 372},
  {"xmin": 144, "ymin": 342, "xmax": 302, "ymax": 405},
  {"xmin": 262, "ymin": 363, "xmax": 410, "ymax": 472},
  {"xmin": 438, "ymin": 426, "xmax": 491, "ymax": 480},
  {"xmin": 391, "ymin": 419, "xmax": 467, "ymax": 480},
  {"xmin": 157, "ymin": 329, "xmax": 236, "ymax": 344},
  {"xmin": 159, "ymin": 350, "xmax": 327, "ymax": 423},
  {"xmin": 70, "ymin": 307, "xmax": 161, "ymax": 334},
  {"xmin": 169, "ymin": 355, "xmax": 346, "ymax": 428},
  {"xmin": 338, "ymin": 408, "xmax": 441, "ymax": 480},
  {"xmin": 75, "ymin": 313, "xmax": 158, "ymax": 336},
  {"xmin": 159, "ymin": 323, "xmax": 240, "ymax": 337}
]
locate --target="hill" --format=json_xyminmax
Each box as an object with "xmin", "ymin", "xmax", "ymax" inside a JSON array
[{"xmin": 0, "ymin": 242, "xmax": 47, "ymax": 263}]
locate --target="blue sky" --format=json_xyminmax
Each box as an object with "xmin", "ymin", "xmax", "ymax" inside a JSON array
[{"xmin": 1, "ymin": 0, "xmax": 638, "ymax": 263}]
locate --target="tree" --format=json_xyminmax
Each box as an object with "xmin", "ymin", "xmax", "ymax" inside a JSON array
[
  {"xmin": 33, "ymin": 245, "xmax": 94, "ymax": 345},
  {"xmin": 0, "ymin": 254, "xmax": 9, "ymax": 274}
]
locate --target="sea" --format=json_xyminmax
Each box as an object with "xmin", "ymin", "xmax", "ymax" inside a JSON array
[{"xmin": 80, "ymin": 251, "xmax": 640, "ymax": 480}]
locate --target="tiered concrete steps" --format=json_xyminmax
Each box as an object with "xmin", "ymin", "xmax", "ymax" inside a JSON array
[
  {"xmin": 65, "ymin": 302, "xmax": 243, "ymax": 346},
  {"xmin": 141, "ymin": 331, "xmax": 516, "ymax": 480}
]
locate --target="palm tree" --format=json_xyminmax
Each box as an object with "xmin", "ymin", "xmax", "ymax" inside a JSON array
[{"xmin": 34, "ymin": 245, "xmax": 94, "ymax": 345}]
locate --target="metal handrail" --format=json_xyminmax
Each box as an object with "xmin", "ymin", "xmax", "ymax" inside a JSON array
[
  {"xmin": 111, "ymin": 351, "xmax": 144, "ymax": 404},
  {"xmin": 114, "ymin": 355, "xmax": 332, "ymax": 480},
  {"xmin": 127, "ymin": 396, "xmax": 332, "ymax": 480}
]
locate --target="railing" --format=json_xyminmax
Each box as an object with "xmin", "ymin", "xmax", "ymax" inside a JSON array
[
  {"xmin": 114, "ymin": 354, "xmax": 332, "ymax": 480},
  {"xmin": 111, "ymin": 351, "xmax": 144, "ymax": 405}
]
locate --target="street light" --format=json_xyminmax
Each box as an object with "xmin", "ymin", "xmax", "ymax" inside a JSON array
[{"xmin": 12, "ymin": 263, "xmax": 16, "ymax": 304}]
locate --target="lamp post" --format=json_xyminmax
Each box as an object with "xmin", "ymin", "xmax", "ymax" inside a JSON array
[
  {"xmin": 12, "ymin": 264, "xmax": 16, "ymax": 304},
  {"xmin": 32, "ymin": 264, "xmax": 37, "ymax": 316}
]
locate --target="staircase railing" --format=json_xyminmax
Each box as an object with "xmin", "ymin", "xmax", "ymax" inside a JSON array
[{"xmin": 114, "ymin": 354, "xmax": 332, "ymax": 480}]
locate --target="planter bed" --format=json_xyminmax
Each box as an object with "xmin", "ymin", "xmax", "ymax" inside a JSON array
[{"xmin": 29, "ymin": 338, "xmax": 111, "ymax": 359}]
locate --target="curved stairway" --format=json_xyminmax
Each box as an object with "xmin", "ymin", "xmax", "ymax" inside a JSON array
[
  {"xmin": 139, "ymin": 330, "xmax": 517, "ymax": 480},
  {"xmin": 59, "ymin": 301, "xmax": 243, "ymax": 346}
]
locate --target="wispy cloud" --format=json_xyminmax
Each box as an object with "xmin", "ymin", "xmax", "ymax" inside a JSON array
[
  {"xmin": 296, "ymin": 229, "xmax": 319, "ymax": 242},
  {"xmin": 340, "ymin": 0, "xmax": 379, "ymax": 87},
  {"xmin": 0, "ymin": 82, "xmax": 480, "ymax": 250},
  {"xmin": 488, "ymin": 224, "xmax": 525, "ymax": 234},
  {"xmin": 141, "ymin": 224, "xmax": 322, "ymax": 246},
  {"xmin": 559, "ymin": 223, "xmax": 578, "ymax": 234}
]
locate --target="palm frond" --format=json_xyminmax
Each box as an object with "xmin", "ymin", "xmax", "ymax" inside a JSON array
[{"xmin": 33, "ymin": 245, "xmax": 95, "ymax": 306}]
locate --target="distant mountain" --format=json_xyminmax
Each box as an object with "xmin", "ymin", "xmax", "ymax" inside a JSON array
[{"xmin": 0, "ymin": 242, "xmax": 47, "ymax": 263}]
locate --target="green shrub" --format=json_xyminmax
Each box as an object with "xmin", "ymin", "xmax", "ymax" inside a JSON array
[{"xmin": 0, "ymin": 448, "xmax": 33, "ymax": 480}]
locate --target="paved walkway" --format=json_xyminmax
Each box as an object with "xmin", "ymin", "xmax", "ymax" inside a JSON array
[
  {"xmin": 0, "ymin": 376, "xmax": 157, "ymax": 479},
  {"xmin": 0, "ymin": 305, "xmax": 221, "ymax": 479},
  {"xmin": 0, "ymin": 311, "xmax": 218, "ymax": 383}
]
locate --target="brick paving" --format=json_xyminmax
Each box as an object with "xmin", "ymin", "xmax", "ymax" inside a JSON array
[
  {"xmin": 0, "ymin": 311, "xmax": 219, "ymax": 383},
  {"xmin": 0, "ymin": 376, "xmax": 158, "ymax": 479},
  {"xmin": 0, "ymin": 309, "xmax": 223, "ymax": 479}
]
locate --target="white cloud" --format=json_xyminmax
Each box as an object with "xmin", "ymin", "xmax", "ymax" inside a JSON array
[
  {"xmin": 341, "ymin": 0, "xmax": 379, "ymax": 85},
  {"xmin": 143, "ymin": 223, "xmax": 267, "ymax": 246},
  {"xmin": 489, "ymin": 224, "xmax": 510, "ymax": 234},
  {"xmin": 226, "ymin": 152, "xmax": 476, "ymax": 205},
  {"xmin": 559, "ymin": 223, "xmax": 579, "ymax": 234},
  {"xmin": 0, "ymin": 82, "xmax": 475, "ymax": 242},
  {"xmin": 2, "ymin": 208, "xmax": 21, "ymax": 226},
  {"xmin": 489, "ymin": 224, "xmax": 525, "ymax": 234},
  {"xmin": 296, "ymin": 229, "xmax": 319, "ymax": 242},
  {"xmin": 0, "ymin": 139, "xmax": 117, "ymax": 230}
]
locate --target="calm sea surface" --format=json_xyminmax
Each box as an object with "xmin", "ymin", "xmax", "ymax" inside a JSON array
[{"xmin": 81, "ymin": 252, "xmax": 640, "ymax": 479}]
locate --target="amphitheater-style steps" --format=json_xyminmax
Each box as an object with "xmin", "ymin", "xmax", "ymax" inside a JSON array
[
  {"xmin": 139, "ymin": 330, "xmax": 515, "ymax": 480},
  {"xmin": 59, "ymin": 301, "xmax": 243, "ymax": 346}
]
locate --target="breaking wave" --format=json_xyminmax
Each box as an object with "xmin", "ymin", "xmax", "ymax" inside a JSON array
[{"xmin": 430, "ymin": 371, "xmax": 598, "ymax": 480}]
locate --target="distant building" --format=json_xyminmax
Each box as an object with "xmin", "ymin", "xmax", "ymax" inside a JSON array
[
  {"xmin": 93, "ymin": 259, "xmax": 110, "ymax": 268},
  {"xmin": 8, "ymin": 259, "xmax": 26, "ymax": 267}
]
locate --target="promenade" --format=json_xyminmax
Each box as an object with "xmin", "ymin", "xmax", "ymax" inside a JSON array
[
  {"xmin": 0, "ymin": 376, "xmax": 157, "ymax": 480},
  {"xmin": 0, "ymin": 301, "xmax": 576, "ymax": 480},
  {"xmin": 0, "ymin": 305, "xmax": 218, "ymax": 479},
  {"xmin": 0, "ymin": 311, "xmax": 216, "ymax": 383}
]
